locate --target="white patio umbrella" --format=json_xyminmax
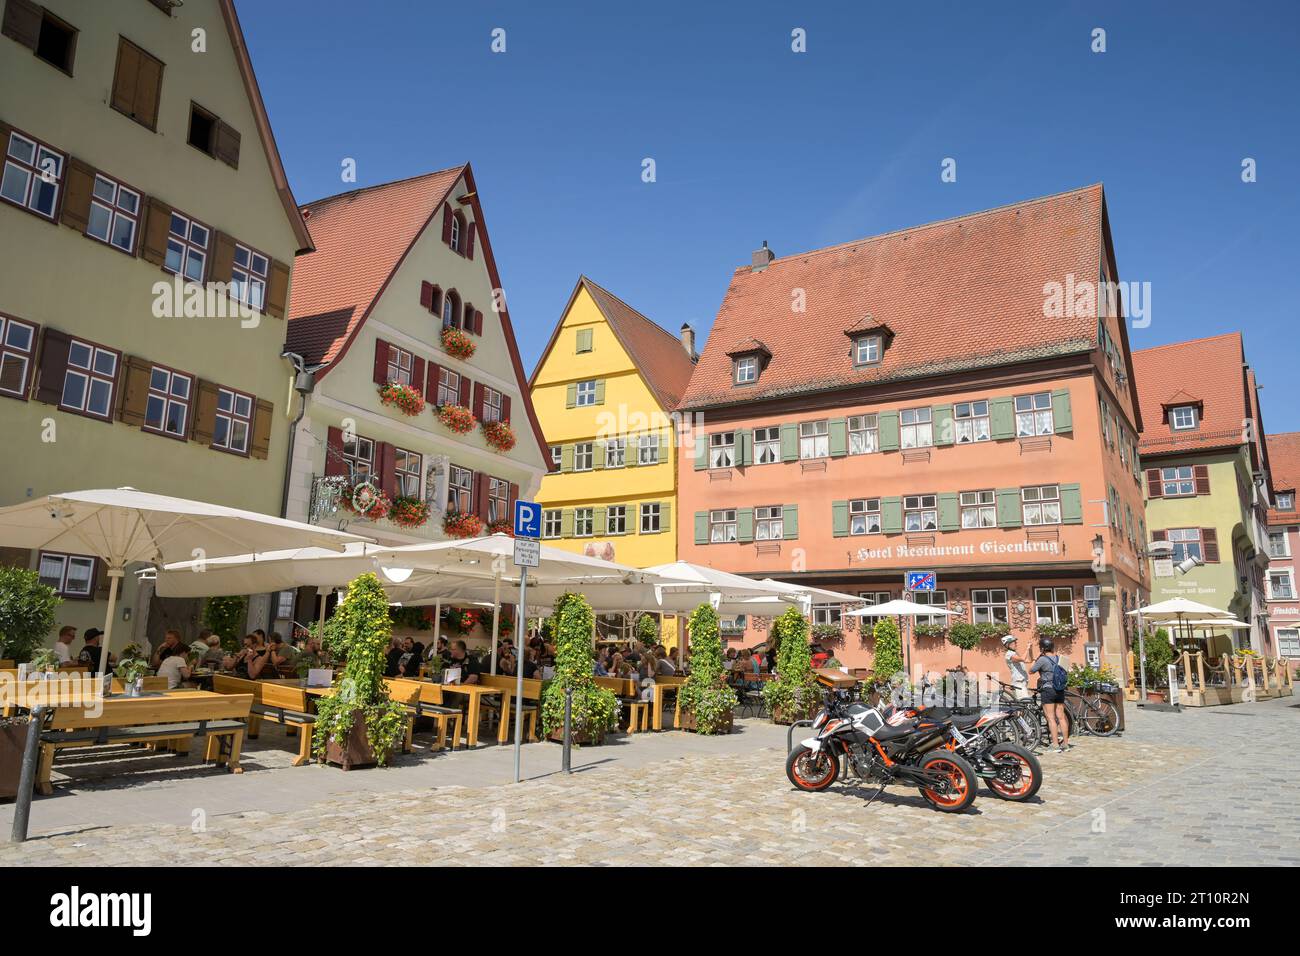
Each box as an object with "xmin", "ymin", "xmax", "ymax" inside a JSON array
[
  {"xmin": 0, "ymin": 488, "xmax": 369, "ymax": 677},
  {"xmin": 848, "ymin": 599, "xmax": 957, "ymax": 675},
  {"xmin": 1125, "ymin": 598, "xmax": 1230, "ymax": 701}
]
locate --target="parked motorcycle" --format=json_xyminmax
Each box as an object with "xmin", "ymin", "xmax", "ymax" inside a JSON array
[
  {"xmin": 899, "ymin": 704, "xmax": 1043, "ymax": 801},
  {"xmin": 786, "ymin": 690, "xmax": 979, "ymax": 812}
]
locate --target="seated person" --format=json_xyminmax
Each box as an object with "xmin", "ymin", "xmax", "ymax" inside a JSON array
[
  {"xmin": 384, "ymin": 636, "xmax": 405, "ymax": 677},
  {"xmin": 267, "ymin": 632, "xmax": 297, "ymax": 670},
  {"xmin": 396, "ymin": 637, "xmax": 424, "ymax": 677},
  {"xmin": 54, "ymin": 625, "xmax": 77, "ymax": 664},
  {"xmin": 199, "ymin": 632, "xmax": 226, "ymax": 666},
  {"xmin": 229, "ymin": 634, "xmax": 274, "ymax": 679},
  {"xmin": 156, "ymin": 651, "xmax": 192, "ymax": 689},
  {"xmin": 445, "ymin": 640, "xmax": 480, "ymax": 684},
  {"xmin": 77, "ymin": 628, "xmax": 115, "ymax": 672},
  {"xmin": 654, "ymin": 647, "xmax": 677, "ymax": 676},
  {"xmin": 151, "ymin": 629, "xmax": 187, "ymax": 669}
]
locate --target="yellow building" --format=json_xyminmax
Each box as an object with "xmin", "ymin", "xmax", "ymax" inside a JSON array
[{"xmin": 529, "ymin": 278, "xmax": 697, "ymax": 641}]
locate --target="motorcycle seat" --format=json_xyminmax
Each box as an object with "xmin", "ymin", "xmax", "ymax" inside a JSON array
[{"xmin": 868, "ymin": 719, "xmax": 917, "ymax": 741}]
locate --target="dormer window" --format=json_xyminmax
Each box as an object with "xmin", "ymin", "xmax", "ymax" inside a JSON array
[
  {"xmin": 853, "ymin": 335, "xmax": 882, "ymax": 366},
  {"xmin": 1278, "ymin": 492, "xmax": 1295, "ymax": 511},
  {"xmin": 1170, "ymin": 405, "xmax": 1198, "ymax": 430},
  {"xmin": 449, "ymin": 215, "xmax": 461, "ymax": 251},
  {"xmin": 734, "ymin": 356, "xmax": 758, "ymax": 385}
]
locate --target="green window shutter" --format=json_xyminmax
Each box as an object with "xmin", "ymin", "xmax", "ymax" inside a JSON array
[
  {"xmin": 780, "ymin": 423, "xmax": 798, "ymax": 462},
  {"xmin": 694, "ymin": 511, "xmax": 708, "ymax": 545},
  {"xmin": 882, "ymin": 496, "xmax": 903, "ymax": 534},
  {"xmin": 626, "ymin": 442, "xmax": 639, "ymax": 467},
  {"xmin": 560, "ymin": 444, "xmax": 573, "ymax": 472},
  {"xmin": 576, "ymin": 328, "xmax": 592, "ymax": 353},
  {"xmin": 594, "ymin": 379, "xmax": 606, "ymax": 405},
  {"xmin": 878, "ymin": 411, "xmax": 900, "ymax": 451},
  {"xmin": 561, "ymin": 508, "xmax": 574, "ymax": 537},
  {"xmin": 594, "ymin": 506, "xmax": 607, "ymax": 535},
  {"xmin": 933, "ymin": 404, "xmax": 954, "ymax": 446},
  {"xmin": 739, "ymin": 431, "xmax": 752, "ymax": 466},
  {"xmin": 832, "ymin": 500, "xmax": 849, "ymax": 537},
  {"xmin": 938, "ymin": 492, "xmax": 959, "ymax": 531},
  {"xmin": 1052, "ymin": 388, "xmax": 1073, "ymax": 434},
  {"xmin": 782, "ymin": 504, "xmax": 799, "ymax": 539},
  {"xmin": 661, "ymin": 502, "xmax": 671, "ymax": 533},
  {"xmin": 566, "ymin": 383, "xmax": 577, "ymax": 408},
  {"xmin": 694, "ymin": 435, "xmax": 708, "ymax": 470},
  {"xmin": 594, "ymin": 442, "xmax": 606, "ymax": 469},
  {"xmin": 996, "ymin": 488, "xmax": 1022, "ymax": 528},
  {"xmin": 990, "ymin": 397, "xmax": 1014, "ymax": 440},
  {"xmin": 737, "ymin": 507, "xmax": 755, "ymax": 543},
  {"xmin": 828, "ymin": 418, "xmax": 847, "ymax": 457},
  {"xmin": 1060, "ymin": 482, "xmax": 1083, "ymax": 524}
]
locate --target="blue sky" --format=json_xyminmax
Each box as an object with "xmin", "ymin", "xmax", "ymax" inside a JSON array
[{"xmin": 241, "ymin": 0, "xmax": 1300, "ymax": 430}]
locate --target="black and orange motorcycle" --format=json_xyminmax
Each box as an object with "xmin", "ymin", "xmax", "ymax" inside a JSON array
[{"xmin": 893, "ymin": 703, "xmax": 1043, "ymax": 801}]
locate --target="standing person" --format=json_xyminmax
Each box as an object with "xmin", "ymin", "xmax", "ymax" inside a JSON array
[
  {"xmin": 53, "ymin": 625, "xmax": 77, "ymax": 665},
  {"xmin": 1030, "ymin": 637, "xmax": 1070, "ymax": 752},
  {"xmin": 1002, "ymin": 634, "xmax": 1030, "ymax": 700}
]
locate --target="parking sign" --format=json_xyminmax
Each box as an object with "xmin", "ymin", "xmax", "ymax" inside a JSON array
[
  {"xmin": 514, "ymin": 499, "xmax": 540, "ymax": 539},
  {"xmin": 905, "ymin": 570, "xmax": 937, "ymax": 592}
]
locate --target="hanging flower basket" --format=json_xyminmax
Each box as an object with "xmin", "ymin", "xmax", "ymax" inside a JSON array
[
  {"xmin": 449, "ymin": 607, "xmax": 483, "ymax": 633},
  {"xmin": 377, "ymin": 381, "xmax": 426, "ymax": 416},
  {"xmin": 487, "ymin": 518, "xmax": 513, "ymax": 536},
  {"xmin": 441, "ymin": 326, "xmax": 476, "ymax": 359},
  {"xmin": 443, "ymin": 510, "xmax": 484, "ymax": 539},
  {"xmin": 389, "ymin": 496, "xmax": 431, "ymax": 529},
  {"xmin": 437, "ymin": 404, "xmax": 477, "ymax": 435},
  {"xmin": 481, "ymin": 419, "xmax": 516, "ymax": 452},
  {"xmin": 340, "ymin": 481, "xmax": 392, "ymax": 522}
]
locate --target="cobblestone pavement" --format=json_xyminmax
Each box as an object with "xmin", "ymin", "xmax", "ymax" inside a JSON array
[{"xmin": 3, "ymin": 696, "xmax": 1297, "ymax": 866}]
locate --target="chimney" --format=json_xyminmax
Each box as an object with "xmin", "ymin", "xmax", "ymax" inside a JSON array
[
  {"xmin": 680, "ymin": 323, "xmax": 696, "ymax": 360},
  {"xmin": 751, "ymin": 240, "xmax": 775, "ymax": 272}
]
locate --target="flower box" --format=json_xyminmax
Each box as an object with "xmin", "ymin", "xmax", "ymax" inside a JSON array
[
  {"xmin": 443, "ymin": 511, "xmax": 484, "ymax": 539},
  {"xmin": 377, "ymin": 381, "xmax": 425, "ymax": 416},
  {"xmin": 436, "ymin": 404, "xmax": 477, "ymax": 435},
  {"xmin": 340, "ymin": 481, "xmax": 392, "ymax": 522},
  {"xmin": 487, "ymin": 518, "xmax": 513, "ymax": 536},
  {"xmin": 441, "ymin": 326, "xmax": 476, "ymax": 360},
  {"xmin": 389, "ymin": 496, "xmax": 431, "ymax": 529},
  {"xmin": 481, "ymin": 419, "xmax": 516, "ymax": 452}
]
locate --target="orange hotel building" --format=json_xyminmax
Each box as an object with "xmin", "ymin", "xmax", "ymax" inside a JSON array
[{"xmin": 676, "ymin": 185, "xmax": 1148, "ymax": 682}]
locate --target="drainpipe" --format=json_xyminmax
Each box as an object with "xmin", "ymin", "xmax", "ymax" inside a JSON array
[{"xmin": 279, "ymin": 351, "xmax": 326, "ymax": 519}]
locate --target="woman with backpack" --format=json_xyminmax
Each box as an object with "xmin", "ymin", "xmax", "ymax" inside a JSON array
[{"xmin": 1030, "ymin": 636, "xmax": 1070, "ymax": 753}]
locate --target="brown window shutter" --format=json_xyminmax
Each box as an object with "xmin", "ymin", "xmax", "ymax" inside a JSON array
[
  {"xmin": 60, "ymin": 157, "xmax": 96, "ymax": 233},
  {"xmin": 1201, "ymin": 528, "xmax": 1219, "ymax": 563},
  {"xmin": 141, "ymin": 196, "xmax": 172, "ymax": 266},
  {"xmin": 377, "ymin": 441, "xmax": 396, "ymax": 498},
  {"xmin": 412, "ymin": 356, "xmax": 425, "ymax": 396},
  {"xmin": 132, "ymin": 45, "xmax": 163, "ymax": 130},
  {"xmin": 458, "ymin": 375, "xmax": 470, "ymax": 408},
  {"xmin": 420, "ymin": 281, "xmax": 434, "ymax": 311},
  {"xmin": 1145, "ymin": 468, "xmax": 1162, "ymax": 499},
  {"xmin": 373, "ymin": 339, "xmax": 389, "ymax": 385},
  {"xmin": 474, "ymin": 309, "xmax": 483, "ymax": 335},
  {"xmin": 463, "ymin": 303, "xmax": 474, "ymax": 335},
  {"xmin": 1193, "ymin": 465, "xmax": 1211, "ymax": 496},
  {"xmin": 34, "ymin": 327, "xmax": 71, "ymax": 405},
  {"xmin": 509, "ymin": 482, "xmax": 519, "ymax": 509},
  {"xmin": 425, "ymin": 360, "xmax": 441, "ymax": 403},
  {"xmin": 210, "ymin": 230, "xmax": 236, "ymax": 283},
  {"xmin": 2, "ymin": 0, "xmax": 40, "ymax": 49},
  {"xmin": 324, "ymin": 426, "xmax": 347, "ymax": 477},
  {"xmin": 501, "ymin": 394, "xmax": 511, "ymax": 423},
  {"xmin": 191, "ymin": 378, "xmax": 219, "ymax": 445},
  {"xmin": 472, "ymin": 381, "xmax": 485, "ymax": 420},
  {"xmin": 441, "ymin": 203, "xmax": 453, "ymax": 245},
  {"xmin": 432, "ymin": 286, "xmax": 443, "ymax": 315},
  {"xmin": 214, "ymin": 120, "xmax": 240, "ymax": 169},
  {"xmin": 264, "ymin": 259, "xmax": 290, "ymax": 319},
  {"xmin": 116, "ymin": 355, "xmax": 153, "ymax": 426},
  {"xmin": 465, "ymin": 220, "xmax": 476, "ymax": 260},
  {"xmin": 111, "ymin": 38, "xmax": 142, "ymax": 114},
  {"xmin": 473, "ymin": 472, "xmax": 488, "ymax": 521},
  {"xmin": 1151, "ymin": 529, "xmax": 1167, "ymax": 543},
  {"xmin": 249, "ymin": 398, "xmax": 273, "ymax": 460}
]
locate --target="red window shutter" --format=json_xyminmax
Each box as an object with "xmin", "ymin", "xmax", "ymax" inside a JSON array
[
  {"xmin": 465, "ymin": 220, "xmax": 476, "ymax": 260},
  {"xmin": 1151, "ymin": 528, "xmax": 1167, "ymax": 543},
  {"xmin": 463, "ymin": 303, "xmax": 475, "ymax": 336},
  {"xmin": 1145, "ymin": 468, "xmax": 1163, "ymax": 499},
  {"xmin": 35, "ymin": 327, "xmax": 71, "ymax": 405},
  {"xmin": 473, "ymin": 472, "xmax": 488, "ymax": 520},
  {"xmin": 325, "ymin": 426, "xmax": 347, "ymax": 477},
  {"xmin": 459, "ymin": 375, "xmax": 470, "ymax": 408},
  {"xmin": 501, "ymin": 394, "xmax": 511, "ymax": 423},
  {"xmin": 441, "ymin": 203, "xmax": 453, "ymax": 245},
  {"xmin": 412, "ymin": 356, "xmax": 426, "ymax": 396},
  {"xmin": 373, "ymin": 339, "xmax": 389, "ymax": 385},
  {"xmin": 509, "ymin": 482, "xmax": 519, "ymax": 509},
  {"xmin": 378, "ymin": 442, "xmax": 397, "ymax": 498},
  {"xmin": 425, "ymin": 361, "xmax": 441, "ymax": 403},
  {"xmin": 473, "ymin": 309, "xmax": 484, "ymax": 335},
  {"xmin": 1193, "ymin": 465, "xmax": 1211, "ymax": 496},
  {"xmin": 432, "ymin": 286, "xmax": 443, "ymax": 316},
  {"xmin": 1202, "ymin": 528, "xmax": 1219, "ymax": 563},
  {"xmin": 420, "ymin": 281, "xmax": 434, "ymax": 311},
  {"xmin": 472, "ymin": 381, "xmax": 485, "ymax": 421}
]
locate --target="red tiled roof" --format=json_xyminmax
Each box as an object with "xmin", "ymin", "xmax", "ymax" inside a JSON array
[
  {"xmin": 1265, "ymin": 432, "xmax": 1300, "ymax": 524},
  {"xmin": 285, "ymin": 167, "xmax": 464, "ymax": 366},
  {"xmin": 680, "ymin": 185, "xmax": 1106, "ymax": 409},
  {"xmin": 1132, "ymin": 333, "xmax": 1250, "ymax": 458}
]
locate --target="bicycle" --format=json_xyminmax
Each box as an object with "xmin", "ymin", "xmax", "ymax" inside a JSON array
[{"xmin": 1065, "ymin": 681, "xmax": 1120, "ymax": 737}]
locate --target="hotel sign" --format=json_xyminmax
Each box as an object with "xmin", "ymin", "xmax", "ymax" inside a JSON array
[{"xmin": 853, "ymin": 538, "xmax": 1062, "ymax": 563}]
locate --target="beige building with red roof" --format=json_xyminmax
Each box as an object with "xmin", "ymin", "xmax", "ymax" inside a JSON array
[
  {"xmin": 1262, "ymin": 432, "xmax": 1300, "ymax": 658},
  {"xmin": 678, "ymin": 185, "xmax": 1148, "ymax": 681}
]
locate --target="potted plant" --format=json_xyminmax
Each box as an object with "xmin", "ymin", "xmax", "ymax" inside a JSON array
[
  {"xmin": 487, "ymin": 517, "xmax": 513, "ymax": 535},
  {"xmin": 1142, "ymin": 627, "xmax": 1176, "ymax": 702},
  {"xmin": 481, "ymin": 419, "xmax": 516, "ymax": 452},
  {"xmin": 443, "ymin": 510, "xmax": 484, "ymax": 538},
  {"xmin": 1036, "ymin": 621, "xmax": 1078, "ymax": 642},
  {"xmin": 811, "ymin": 622, "xmax": 843, "ymax": 646},
  {"xmin": 0, "ymin": 566, "xmax": 62, "ymax": 667},
  {"xmin": 311, "ymin": 572, "xmax": 409, "ymax": 769},
  {"xmin": 28, "ymin": 647, "xmax": 61, "ymax": 675},
  {"xmin": 389, "ymin": 495, "xmax": 431, "ymax": 529},
  {"xmin": 677, "ymin": 603, "xmax": 738, "ymax": 734},
  {"xmin": 947, "ymin": 621, "xmax": 981, "ymax": 670},
  {"xmin": 377, "ymin": 381, "xmax": 426, "ymax": 416},
  {"xmin": 869, "ymin": 616, "xmax": 904, "ymax": 691},
  {"xmin": 913, "ymin": 622, "xmax": 947, "ymax": 640},
  {"xmin": 1, "ymin": 715, "xmax": 32, "ymax": 799},
  {"xmin": 436, "ymin": 403, "xmax": 477, "ymax": 435},
  {"xmin": 763, "ymin": 606, "xmax": 819, "ymax": 724},
  {"xmin": 974, "ymin": 621, "xmax": 1011, "ymax": 641},
  {"xmin": 635, "ymin": 613, "xmax": 660, "ymax": 646},
  {"xmin": 115, "ymin": 658, "xmax": 150, "ymax": 696},
  {"xmin": 541, "ymin": 593, "xmax": 619, "ymax": 744},
  {"xmin": 441, "ymin": 325, "xmax": 476, "ymax": 359}
]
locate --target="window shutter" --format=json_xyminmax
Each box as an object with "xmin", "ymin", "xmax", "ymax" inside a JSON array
[
  {"xmin": 214, "ymin": 120, "xmax": 241, "ymax": 169},
  {"xmin": 441, "ymin": 203, "xmax": 453, "ymax": 245},
  {"xmin": 60, "ymin": 158, "xmax": 96, "ymax": 234},
  {"xmin": 882, "ymin": 497, "xmax": 903, "ymax": 534},
  {"xmin": 464, "ymin": 220, "xmax": 476, "ymax": 260},
  {"xmin": 782, "ymin": 504, "xmax": 799, "ymax": 539},
  {"xmin": 878, "ymin": 411, "xmax": 900, "ymax": 451},
  {"xmin": 140, "ymin": 197, "xmax": 172, "ymax": 267},
  {"xmin": 1202, "ymin": 528, "xmax": 1219, "ymax": 563},
  {"xmin": 377, "ymin": 442, "xmax": 396, "ymax": 497},
  {"xmin": 210, "ymin": 230, "xmax": 236, "ymax": 283},
  {"xmin": 560, "ymin": 444, "xmax": 573, "ymax": 473},
  {"xmin": 34, "ymin": 327, "xmax": 71, "ymax": 405},
  {"xmin": 832, "ymin": 500, "xmax": 849, "ymax": 537},
  {"xmin": 937, "ymin": 492, "xmax": 959, "ymax": 531},
  {"xmin": 1151, "ymin": 528, "xmax": 1167, "ymax": 543},
  {"xmin": 594, "ymin": 442, "xmax": 606, "ymax": 469},
  {"xmin": 932, "ymin": 404, "xmax": 954, "ymax": 446},
  {"xmin": 1052, "ymin": 388, "xmax": 1073, "ymax": 433},
  {"xmin": 561, "ymin": 508, "xmax": 574, "ymax": 537},
  {"xmin": 780, "ymin": 423, "xmax": 798, "ymax": 462},
  {"xmin": 566, "ymin": 383, "xmax": 577, "ymax": 408},
  {"xmin": 1146, "ymin": 468, "xmax": 1163, "ymax": 499},
  {"xmin": 739, "ymin": 430, "xmax": 752, "ymax": 466},
  {"xmin": 1059, "ymin": 483, "xmax": 1083, "ymax": 524},
  {"xmin": 736, "ymin": 508, "xmax": 754, "ymax": 543},
  {"xmin": 458, "ymin": 375, "xmax": 470, "ymax": 408},
  {"xmin": 425, "ymin": 361, "xmax": 441, "ymax": 402},
  {"xmin": 661, "ymin": 502, "xmax": 671, "ymax": 533},
  {"xmin": 509, "ymin": 482, "xmax": 519, "ymax": 512},
  {"xmin": 1, "ymin": 0, "xmax": 41, "ymax": 49},
  {"xmin": 694, "ymin": 511, "xmax": 708, "ymax": 545},
  {"xmin": 116, "ymin": 356, "xmax": 153, "ymax": 426},
  {"xmin": 828, "ymin": 418, "xmax": 847, "ymax": 457},
  {"xmin": 473, "ymin": 309, "xmax": 484, "ymax": 335},
  {"xmin": 989, "ymin": 397, "xmax": 1014, "ymax": 440},
  {"xmin": 472, "ymin": 381, "xmax": 485, "ymax": 421},
  {"xmin": 111, "ymin": 38, "xmax": 142, "ymax": 115},
  {"xmin": 112, "ymin": 39, "xmax": 162, "ymax": 130},
  {"xmin": 594, "ymin": 379, "xmax": 606, "ymax": 405},
  {"xmin": 250, "ymin": 398, "xmax": 273, "ymax": 460},
  {"xmin": 694, "ymin": 435, "xmax": 708, "ymax": 470},
  {"xmin": 412, "ymin": 356, "xmax": 426, "ymax": 396},
  {"xmin": 576, "ymin": 328, "xmax": 592, "ymax": 353},
  {"xmin": 324, "ymin": 426, "xmax": 347, "ymax": 477},
  {"xmin": 191, "ymin": 379, "xmax": 219, "ymax": 445},
  {"xmin": 420, "ymin": 281, "xmax": 434, "ymax": 310},
  {"xmin": 1193, "ymin": 465, "xmax": 1210, "ymax": 495},
  {"xmin": 996, "ymin": 488, "xmax": 1022, "ymax": 528},
  {"xmin": 373, "ymin": 339, "xmax": 389, "ymax": 386},
  {"xmin": 594, "ymin": 506, "xmax": 607, "ymax": 536},
  {"xmin": 472, "ymin": 473, "xmax": 488, "ymax": 520},
  {"xmin": 501, "ymin": 394, "xmax": 511, "ymax": 423},
  {"xmin": 265, "ymin": 259, "xmax": 290, "ymax": 319}
]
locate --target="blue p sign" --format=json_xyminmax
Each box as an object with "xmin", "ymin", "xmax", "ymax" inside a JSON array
[{"xmin": 514, "ymin": 500, "xmax": 541, "ymax": 539}]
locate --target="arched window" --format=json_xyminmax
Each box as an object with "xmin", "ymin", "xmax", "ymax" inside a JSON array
[
  {"xmin": 442, "ymin": 290, "xmax": 461, "ymax": 329},
  {"xmin": 449, "ymin": 214, "xmax": 461, "ymax": 252}
]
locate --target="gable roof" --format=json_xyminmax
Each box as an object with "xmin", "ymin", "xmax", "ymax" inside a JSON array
[
  {"xmin": 532, "ymin": 277, "xmax": 697, "ymax": 412},
  {"xmin": 218, "ymin": 0, "xmax": 313, "ymax": 253},
  {"xmin": 1132, "ymin": 333, "xmax": 1253, "ymax": 458},
  {"xmin": 1265, "ymin": 432, "xmax": 1300, "ymax": 523},
  {"xmin": 680, "ymin": 185, "xmax": 1107, "ymax": 410}
]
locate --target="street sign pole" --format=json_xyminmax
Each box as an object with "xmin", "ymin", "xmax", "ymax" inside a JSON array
[{"xmin": 511, "ymin": 499, "xmax": 541, "ymax": 784}]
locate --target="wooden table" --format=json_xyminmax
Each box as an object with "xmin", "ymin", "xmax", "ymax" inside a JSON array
[
  {"xmin": 436, "ymin": 683, "xmax": 501, "ymax": 748},
  {"xmin": 653, "ymin": 676, "xmax": 688, "ymax": 731}
]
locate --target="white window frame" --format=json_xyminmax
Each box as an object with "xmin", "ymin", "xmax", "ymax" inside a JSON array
[
  {"xmin": 574, "ymin": 441, "xmax": 594, "ymax": 471},
  {"xmin": 709, "ymin": 431, "xmax": 735, "ymax": 469},
  {"xmin": 86, "ymin": 173, "xmax": 141, "ymax": 253},
  {"xmin": 972, "ymin": 588, "xmax": 1008, "ymax": 624},
  {"xmin": 1267, "ymin": 530, "xmax": 1290, "ymax": 559},
  {"xmin": 640, "ymin": 503, "xmax": 661, "ymax": 534},
  {"xmin": 1015, "ymin": 392, "xmax": 1054, "ymax": 437},
  {"xmin": 385, "ymin": 345, "xmax": 413, "ymax": 386},
  {"xmin": 549, "ymin": 445, "xmax": 562, "ymax": 468},
  {"xmin": 1276, "ymin": 627, "xmax": 1300, "ymax": 658},
  {"xmin": 163, "ymin": 210, "xmax": 210, "ymax": 282},
  {"xmin": 1021, "ymin": 485, "xmax": 1061, "ymax": 526},
  {"xmin": 710, "ymin": 509, "xmax": 737, "ymax": 543},
  {"xmin": 213, "ymin": 387, "xmax": 253, "ymax": 454},
  {"xmin": 144, "ymin": 364, "xmax": 192, "ymax": 438},
  {"xmin": 436, "ymin": 368, "xmax": 461, "ymax": 407},
  {"xmin": 37, "ymin": 551, "xmax": 95, "ymax": 598},
  {"xmin": 394, "ymin": 448, "xmax": 422, "ymax": 498},
  {"xmin": 1170, "ymin": 405, "xmax": 1198, "ymax": 430},
  {"xmin": 446, "ymin": 464, "xmax": 473, "ymax": 513},
  {"xmin": 799, "ymin": 419, "xmax": 829, "ymax": 459},
  {"xmin": 1268, "ymin": 569, "xmax": 1295, "ymax": 601},
  {"xmin": 853, "ymin": 335, "xmax": 881, "ymax": 366},
  {"xmin": 231, "ymin": 243, "xmax": 269, "ymax": 312},
  {"xmin": 954, "ymin": 400, "xmax": 990, "ymax": 444},
  {"xmin": 755, "ymin": 505, "xmax": 783, "ymax": 541},
  {"xmin": 753, "ymin": 426, "xmax": 780, "ymax": 465},
  {"xmin": 574, "ymin": 507, "xmax": 594, "ymax": 538},
  {"xmin": 482, "ymin": 386, "xmax": 503, "ymax": 423},
  {"xmin": 812, "ymin": 603, "xmax": 842, "ymax": 627},
  {"xmin": 605, "ymin": 438, "xmax": 626, "ymax": 468},
  {"xmin": 1278, "ymin": 492, "xmax": 1296, "ymax": 511},
  {"xmin": 903, "ymin": 494, "xmax": 938, "ymax": 533},
  {"xmin": 1161, "ymin": 465, "xmax": 1195, "ymax": 497},
  {"xmin": 575, "ymin": 380, "xmax": 597, "ymax": 406},
  {"xmin": 900, "ymin": 407, "xmax": 933, "ymax": 449},
  {"xmin": 60, "ymin": 339, "xmax": 118, "ymax": 420},
  {"xmin": 960, "ymin": 489, "xmax": 996, "ymax": 529},
  {"xmin": 0, "ymin": 130, "xmax": 63, "ymax": 220},
  {"xmin": 607, "ymin": 505, "xmax": 627, "ymax": 535},
  {"xmin": 913, "ymin": 590, "xmax": 948, "ymax": 626},
  {"xmin": 1034, "ymin": 587, "xmax": 1075, "ymax": 625},
  {"xmin": 1167, "ymin": 527, "xmax": 1203, "ymax": 563},
  {"xmin": 848, "ymin": 414, "xmax": 878, "ymax": 455},
  {"xmin": 542, "ymin": 509, "xmax": 562, "ymax": 539},
  {"xmin": 487, "ymin": 477, "xmax": 509, "ymax": 524},
  {"xmin": 849, "ymin": 498, "xmax": 881, "ymax": 536},
  {"xmin": 0, "ymin": 314, "xmax": 37, "ymax": 399},
  {"xmin": 638, "ymin": 432, "xmax": 660, "ymax": 465},
  {"xmin": 734, "ymin": 356, "xmax": 757, "ymax": 384}
]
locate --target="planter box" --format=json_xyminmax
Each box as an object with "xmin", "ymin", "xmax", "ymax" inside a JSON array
[
  {"xmin": 324, "ymin": 711, "xmax": 376, "ymax": 770},
  {"xmin": 678, "ymin": 709, "xmax": 734, "ymax": 735},
  {"xmin": 546, "ymin": 727, "xmax": 606, "ymax": 746},
  {"xmin": 1, "ymin": 721, "xmax": 30, "ymax": 799}
]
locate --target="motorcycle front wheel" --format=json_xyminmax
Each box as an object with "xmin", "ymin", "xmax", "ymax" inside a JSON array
[
  {"xmin": 917, "ymin": 751, "xmax": 978, "ymax": 812},
  {"xmin": 985, "ymin": 743, "xmax": 1042, "ymax": 801},
  {"xmin": 786, "ymin": 745, "xmax": 840, "ymax": 792}
]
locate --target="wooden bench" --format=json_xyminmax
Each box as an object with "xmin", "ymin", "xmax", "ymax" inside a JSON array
[
  {"xmin": 213, "ymin": 675, "xmax": 316, "ymax": 765},
  {"xmin": 37, "ymin": 692, "xmax": 253, "ymax": 795},
  {"xmin": 386, "ymin": 678, "xmax": 463, "ymax": 751},
  {"xmin": 478, "ymin": 674, "xmax": 542, "ymax": 743},
  {"xmin": 595, "ymin": 676, "xmax": 650, "ymax": 733}
]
